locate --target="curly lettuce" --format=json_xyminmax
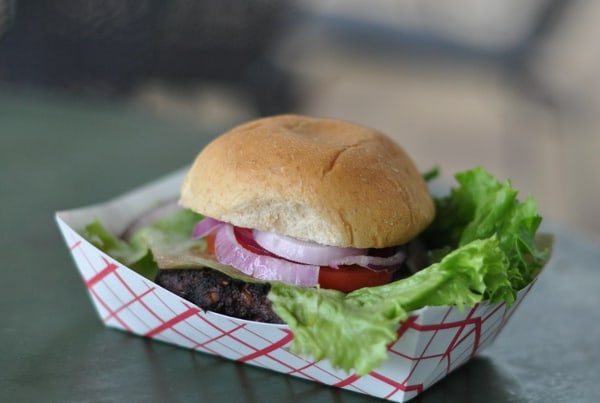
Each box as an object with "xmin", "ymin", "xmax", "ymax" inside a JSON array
[{"xmin": 269, "ymin": 167, "xmax": 547, "ymax": 374}]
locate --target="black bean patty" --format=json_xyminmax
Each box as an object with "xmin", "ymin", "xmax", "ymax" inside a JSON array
[{"xmin": 155, "ymin": 268, "xmax": 283, "ymax": 324}]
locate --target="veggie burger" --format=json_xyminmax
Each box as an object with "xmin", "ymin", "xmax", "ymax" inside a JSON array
[{"xmin": 86, "ymin": 114, "xmax": 547, "ymax": 374}]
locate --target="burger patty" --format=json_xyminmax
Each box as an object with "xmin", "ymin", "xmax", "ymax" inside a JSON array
[{"xmin": 155, "ymin": 268, "xmax": 283, "ymax": 324}]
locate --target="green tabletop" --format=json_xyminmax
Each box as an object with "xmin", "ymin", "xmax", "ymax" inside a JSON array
[{"xmin": 2, "ymin": 87, "xmax": 600, "ymax": 402}]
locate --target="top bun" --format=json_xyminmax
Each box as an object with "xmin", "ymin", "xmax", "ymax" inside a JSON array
[{"xmin": 180, "ymin": 114, "xmax": 435, "ymax": 248}]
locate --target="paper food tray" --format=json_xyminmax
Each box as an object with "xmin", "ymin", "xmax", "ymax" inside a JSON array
[{"xmin": 55, "ymin": 168, "xmax": 538, "ymax": 402}]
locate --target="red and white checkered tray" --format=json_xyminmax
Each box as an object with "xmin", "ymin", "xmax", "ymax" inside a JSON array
[{"xmin": 55, "ymin": 169, "xmax": 536, "ymax": 402}]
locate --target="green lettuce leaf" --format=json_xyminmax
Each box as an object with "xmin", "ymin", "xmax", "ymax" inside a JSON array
[
  {"xmin": 270, "ymin": 167, "xmax": 547, "ymax": 374},
  {"xmin": 269, "ymin": 236, "xmax": 512, "ymax": 375},
  {"xmin": 422, "ymin": 165, "xmax": 440, "ymax": 182},
  {"xmin": 83, "ymin": 208, "xmax": 203, "ymax": 280},
  {"xmin": 424, "ymin": 167, "xmax": 547, "ymax": 288}
]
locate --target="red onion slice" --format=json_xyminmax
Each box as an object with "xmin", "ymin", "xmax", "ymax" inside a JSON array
[
  {"xmin": 214, "ymin": 223, "xmax": 319, "ymax": 287},
  {"xmin": 192, "ymin": 217, "xmax": 224, "ymax": 239},
  {"xmin": 330, "ymin": 248, "xmax": 405, "ymax": 270},
  {"xmin": 253, "ymin": 229, "xmax": 365, "ymax": 266},
  {"xmin": 253, "ymin": 229, "xmax": 404, "ymax": 270}
]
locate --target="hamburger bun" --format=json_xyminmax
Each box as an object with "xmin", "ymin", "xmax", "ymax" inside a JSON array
[{"xmin": 180, "ymin": 114, "xmax": 435, "ymax": 248}]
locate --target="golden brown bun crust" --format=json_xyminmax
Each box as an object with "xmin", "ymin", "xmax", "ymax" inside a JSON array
[{"xmin": 180, "ymin": 115, "xmax": 435, "ymax": 248}]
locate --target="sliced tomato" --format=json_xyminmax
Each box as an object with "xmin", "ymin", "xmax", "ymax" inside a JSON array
[
  {"xmin": 204, "ymin": 233, "xmax": 216, "ymax": 255},
  {"xmin": 318, "ymin": 265, "xmax": 394, "ymax": 293}
]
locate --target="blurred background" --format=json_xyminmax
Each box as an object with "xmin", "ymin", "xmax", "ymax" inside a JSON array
[{"xmin": 1, "ymin": 0, "xmax": 599, "ymax": 237}]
